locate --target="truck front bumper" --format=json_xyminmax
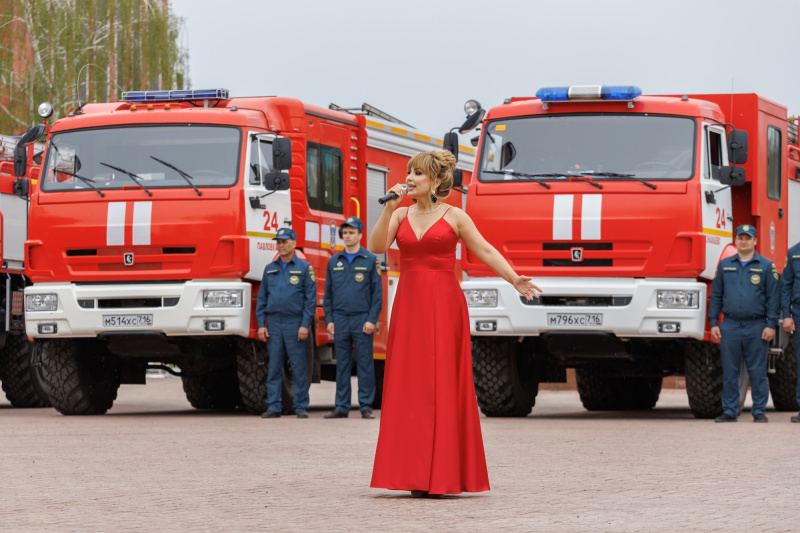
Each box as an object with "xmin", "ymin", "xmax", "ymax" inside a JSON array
[
  {"xmin": 463, "ymin": 277, "xmax": 707, "ymax": 340},
  {"xmin": 25, "ymin": 281, "xmax": 251, "ymax": 339}
]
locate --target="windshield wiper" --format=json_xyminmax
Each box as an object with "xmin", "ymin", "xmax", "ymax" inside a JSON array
[
  {"xmin": 483, "ymin": 170, "xmax": 553, "ymax": 189},
  {"xmin": 565, "ymin": 174, "xmax": 603, "ymax": 189},
  {"xmin": 579, "ymin": 171, "xmax": 656, "ymax": 190},
  {"xmin": 149, "ymin": 155, "xmax": 202, "ymax": 196},
  {"xmin": 99, "ymin": 162, "xmax": 152, "ymax": 196},
  {"xmin": 54, "ymin": 169, "xmax": 105, "ymax": 197}
]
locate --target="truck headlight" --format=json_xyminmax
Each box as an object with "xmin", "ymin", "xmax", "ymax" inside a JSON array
[
  {"xmin": 203, "ymin": 290, "xmax": 243, "ymax": 308},
  {"xmin": 657, "ymin": 290, "xmax": 699, "ymax": 309},
  {"xmin": 463, "ymin": 289, "xmax": 497, "ymax": 307},
  {"xmin": 26, "ymin": 294, "xmax": 58, "ymax": 312}
]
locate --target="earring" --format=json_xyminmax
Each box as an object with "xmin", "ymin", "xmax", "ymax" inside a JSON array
[
  {"xmin": 412, "ymin": 198, "xmax": 417, "ymax": 203},
  {"xmin": 431, "ymin": 193, "xmax": 438, "ymax": 203}
]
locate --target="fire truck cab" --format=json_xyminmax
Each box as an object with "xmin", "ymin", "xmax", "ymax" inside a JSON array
[
  {"xmin": 22, "ymin": 90, "xmax": 473, "ymax": 415},
  {"xmin": 455, "ymin": 86, "xmax": 798, "ymax": 419}
]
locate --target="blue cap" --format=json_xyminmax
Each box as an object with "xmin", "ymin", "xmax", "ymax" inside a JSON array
[
  {"xmin": 736, "ymin": 224, "xmax": 756, "ymax": 238},
  {"xmin": 273, "ymin": 227, "xmax": 297, "ymax": 241},
  {"xmin": 340, "ymin": 217, "xmax": 364, "ymax": 233}
]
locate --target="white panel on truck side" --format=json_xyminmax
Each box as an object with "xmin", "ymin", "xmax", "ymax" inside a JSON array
[{"xmin": 789, "ymin": 178, "xmax": 800, "ymax": 246}]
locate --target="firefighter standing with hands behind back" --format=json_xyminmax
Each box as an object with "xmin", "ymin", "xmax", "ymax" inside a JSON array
[
  {"xmin": 323, "ymin": 217, "xmax": 383, "ymax": 419},
  {"xmin": 780, "ymin": 239, "xmax": 800, "ymax": 422},
  {"xmin": 255, "ymin": 228, "xmax": 316, "ymax": 419},
  {"xmin": 709, "ymin": 224, "xmax": 779, "ymax": 423}
]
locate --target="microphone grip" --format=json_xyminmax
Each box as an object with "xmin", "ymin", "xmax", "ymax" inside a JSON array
[
  {"xmin": 378, "ymin": 191, "xmax": 398, "ymax": 205},
  {"xmin": 378, "ymin": 184, "xmax": 407, "ymax": 205}
]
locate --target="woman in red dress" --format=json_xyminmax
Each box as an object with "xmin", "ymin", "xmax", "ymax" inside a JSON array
[{"xmin": 368, "ymin": 150, "xmax": 541, "ymax": 498}]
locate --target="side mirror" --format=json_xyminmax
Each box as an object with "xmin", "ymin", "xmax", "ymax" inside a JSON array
[
  {"xmin": 453, "ymin": 169, "xmax": 463, "ymax": 188},
  {"xmin": 272, "ymin": 138, "xmax": 292, "ymax": 170},
  {"xmin": 13, "ymin": 178, "xmax": 30, "ymax": 198},
  {"xmin": 458, "ymin": 109, "xmax": 485, "ymax": 134},
  {"xmin": 719, "ymin": 166, "xmax": 746, "ymax": 186},
  {"xmin": 728, "ymin": 129, "xmax": 748, "ymax": 164},
  {"xmin": 443, "ymin": 132, "xmax": 459, "ymax": 161},
  {"xmin": 13, "ymin": 124, "xmax": 46, "ymax": 177},
  {"xmin": 264, "ymin": 171, "xmax": 290, "ymax": 191}
]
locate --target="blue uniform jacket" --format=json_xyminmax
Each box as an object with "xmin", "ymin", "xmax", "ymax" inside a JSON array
[
  {"xmin": 708, "ymin": 252, "xmax": 779, "ymax": 329},
  {"xmin": 780, "ymin": 242, "xmax": 800, "ymax": 317},
  {"xmin": 255, "ymin": 254, "xmax": 316, "ymax": 329},
  {"xmin": 323, "ymin": 247, "xmax": 382, "ymax": 325}
]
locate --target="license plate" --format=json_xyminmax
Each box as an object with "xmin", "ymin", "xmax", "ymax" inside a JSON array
[
  {"xmin": 103, "ymin": 314, "xmax": 153, "ymax": 327},
  {"xmin": 547, "ymin": 313, "xmax": 603, "ymax": 326}
]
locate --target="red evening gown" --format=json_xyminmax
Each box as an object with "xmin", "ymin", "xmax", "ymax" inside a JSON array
[{"xmin": 370, "ymin": 210, "xmax": 490, "ymax": 495}]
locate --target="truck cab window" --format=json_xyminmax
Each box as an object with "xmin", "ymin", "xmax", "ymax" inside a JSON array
[
  {"xmin": 249, "ymin": 138, "xmax": 274, "ymax": 185},
  {"xmin": 707, "ymin": 129, "xmax": 722, "ymax": 180},
  {"xmin": 306, "ymin": 142, "xmax": 320, "ymax": 209},
  {"xmin": 767, "ymin": 125, "xmax": 781, "ymax": 200},
  {"xmin": 306, "ymin": 142, "xmax": 343, "ymax": 214}
]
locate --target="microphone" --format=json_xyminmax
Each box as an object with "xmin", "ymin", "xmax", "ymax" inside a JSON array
[{"xmin": 378, "ymin": 184, "xmax": 408, "ymax": 205}]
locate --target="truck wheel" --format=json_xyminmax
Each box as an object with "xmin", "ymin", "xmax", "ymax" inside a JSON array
[
  {"xmin": 235, "ymin": 338, "xmax": 268, "ymax": 414},
  {"xmin": 684, "ymin": 341, "xmax": 724, "ymax": 419},
  {"xmin": 235, "ymin": 337, "xmax": 297, "ymax": 415},
  {"xmin": 624, "ymin": 377, "xmax": 663, "ymax": 410},
  {"xmin": 0, "ymin": 335, "xmax": 51, "ymax": 407},
  {"xmin": 768, "ymin": 335, "xmax": 799, "ymax": 412},
  {"xmin": 575, "ymin": 368, "xmax": 625, "ymax": 410},
  {"xmin": 181, "ymin": 370, "xmax": 240, "ymax": 409},
  {"xmin": 373, "ymin": 359, "xmax": 385, "ymax": 410},
  {"xmin": 40, "ymin": 339, "xmax": 121, "ymax": 415},
  {"xmin": 472, "ymin": 337, "xmax": 538, "ymax": 417}
]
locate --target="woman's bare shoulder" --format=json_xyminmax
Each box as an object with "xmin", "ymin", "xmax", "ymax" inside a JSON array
[{"xmin": 397, "ymin": 206, "xmax": 410, "ymax": 222}]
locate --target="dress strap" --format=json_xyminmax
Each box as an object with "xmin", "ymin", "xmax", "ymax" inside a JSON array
[{"xmin": 443, "ymin": 205, "xmax": 452, "ymax": 215}]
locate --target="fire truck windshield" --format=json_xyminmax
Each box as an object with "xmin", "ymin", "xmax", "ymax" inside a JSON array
[
  {"xmin": 41, "ymin": 125, "xmax": 241, "ymax": 192},
  {"xmin": 479, "ymin": 114, "xmax": 696, "ymax": 182}
]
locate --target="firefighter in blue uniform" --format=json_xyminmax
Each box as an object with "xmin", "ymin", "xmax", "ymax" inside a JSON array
[
  {"xmin": 780, "ymin": 239, "xmax": 800, "ymax": 422},
  {"xmin": 709, "ymin": 224, "xmax": 779, "ymax": 422},
  {"xmin": 255, "ymin": 228, "xmax": 316, "ymax": 419},
  {"xmin": 322, "ymin": 217, "xmax": 383, "ymax": 419}
]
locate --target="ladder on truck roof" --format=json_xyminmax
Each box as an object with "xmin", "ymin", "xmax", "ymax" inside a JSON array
[
  {"xmin": 0, "ymin": 134, "xmax": 45, "ymax": 162},
  {"xmin": 329, "ymin": 103, "xmax": 415, "ymax": 130}
]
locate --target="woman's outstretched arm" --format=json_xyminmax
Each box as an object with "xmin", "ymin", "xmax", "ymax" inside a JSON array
[{"xmin": 451, "ymin": 208, "xmax": 542, "ymax": 300}]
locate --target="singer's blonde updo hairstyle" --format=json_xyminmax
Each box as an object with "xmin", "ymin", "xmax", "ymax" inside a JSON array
[{"xmin": 406, "ymin": 149, "xmax": 458, "ymax": 199}]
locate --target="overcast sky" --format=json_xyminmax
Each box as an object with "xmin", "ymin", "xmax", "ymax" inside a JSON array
[{"xmin": 172, "ymin": 0, "xmax": 800, "ymax": 141}]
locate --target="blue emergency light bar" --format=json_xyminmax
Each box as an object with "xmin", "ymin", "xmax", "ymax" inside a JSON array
[
  {"xmin": 536, "ymin": 85, "xmax": 642, "ymax": 102},
  {"xmin": 121, "ymin": 89, "xmax": 230, "ymax": 102}
]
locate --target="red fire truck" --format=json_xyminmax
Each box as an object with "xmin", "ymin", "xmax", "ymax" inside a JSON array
[
  {"xmin": 16, "ymin": 90, "xmax": 473, "ymax": 415},
  {"xmin": 0, "ymin": 130, "xmax": 49, "ymax": 407},
  {"xmin": 454, "ymin": 86, "xmax": 799, "ymax": 419}
]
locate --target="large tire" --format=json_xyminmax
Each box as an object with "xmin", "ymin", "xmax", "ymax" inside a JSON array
[
  {"xmin": 684, "ymin": 341, "xmax": 724, "ymax": 419},
  {"xmin": 181, "ymin": 370, "xmax": 240, "ymax": 410},
  {"xmin": 768, "ymin": 334, "xmax": 799, "ymax": 412},
  {"xmin": 575, "ymin": 368, "xmax": 625, "ymax": 410},
  {"xmin": 235, "ymin": 338, "xmax": 268, "ymax": 414},
  {"xmin": 235, "ymin": 336, "xmax": 298, "ymax": 415},
  {"xmin": 472, "ymin": 337, "xmax": 538, "ymax": 417},
  {"xmin": 40, "ymin": 339, "xmax": 121, "ymax": 415},
  {"xmin": 575, "ymin": 368, "xmax": 662, "ymax": 411},
  {"xmin": 624, "ymin": 377, "xmax": 663, "ymax": 410},
  {"xmin": 0, "ymin": 335, "xmax": 51, "ymax": 407},
  {"xmin": 373, "ymin": 359, "xmax": 385, "ymax": 410}
]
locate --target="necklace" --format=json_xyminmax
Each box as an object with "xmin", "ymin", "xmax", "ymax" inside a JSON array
[{"xmin": 415, "ymin": 203, "xmax": 443, "ymax": 215}]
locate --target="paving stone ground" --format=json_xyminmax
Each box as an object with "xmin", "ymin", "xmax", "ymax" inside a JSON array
[{"xmin": 1, "ymin": 377, "xmax": 799, "ymax": 532}]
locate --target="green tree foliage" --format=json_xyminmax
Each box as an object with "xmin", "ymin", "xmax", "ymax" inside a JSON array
[{"xmin": 0, "ymin": 0, "xmax": 189, "ymax": 135}]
